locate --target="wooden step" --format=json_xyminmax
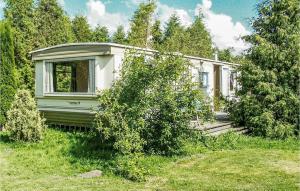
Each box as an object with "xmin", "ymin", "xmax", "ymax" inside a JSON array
[
  {"xmin": 206, "ymin": 124, "xmax": 232, "ymax": 133},
  {"xmin": 208, "ymin": 126, "xmax": 248, "ymax": 136}
]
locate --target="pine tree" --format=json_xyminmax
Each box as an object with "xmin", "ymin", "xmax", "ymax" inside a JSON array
[
  {"xmin": 127, "ymin": 2, "xmax": 156, "ymax": 47},
  {"xmin": 229, "ymin": 0, "xmax": 300, "ymax": 138},
  {"xmin": 72, "ymin": 15, "xmax": 92, "ymax": 42},
  {"xmin": 186, "ymin": 16, "xmax": 213, "ymax": 58},
  {"xmin": 161, "ymin": 14, "xmax": 188, "ymax": 53},
  {"xmin": 35, "ymin": 0, "xmax": 74, "ymax": 48},
  {"xmin": 112, "ymin": 25, "xmax": 127, "ymax": 44},
  {"xmin": 92, "ymin": 25, "xmax": 110, "ymax": 42},
  {"xmin": 150, "ymin": 20, "xmax": 162, "ymax": 49},
  {"xmin": 218, "ymin": 48, "xmax": 234, "ymax": 62},
  {"xmin": 4, "ymin": 0, "xmax": 36, "ymax": 90},
  {"xmin": 0, "ymin": 21, "xmax": 17, "ymax": 125}
]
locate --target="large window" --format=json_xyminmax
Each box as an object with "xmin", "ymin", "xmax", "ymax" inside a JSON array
[{"xmin": 45, "ymin": 59, "xmax": 95, "ymax": 94}]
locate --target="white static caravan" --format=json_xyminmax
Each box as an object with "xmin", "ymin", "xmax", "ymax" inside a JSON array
[{"xmin": 31, "ymin": 43, "xmax": 238, "ymax": 127}]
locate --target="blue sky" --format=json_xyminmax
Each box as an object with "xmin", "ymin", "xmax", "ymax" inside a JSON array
[
  {"xmin": 61, "ymin": 0, "xmax": 256, "ymax": 30},
  {"xmin": 0, "ymin": 0, "xmax": 258, "ymax": 54}
]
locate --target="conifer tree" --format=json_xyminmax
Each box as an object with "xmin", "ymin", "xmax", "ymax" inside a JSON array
[
  {"xmin": 4, "ymin": 0, "xmax": 36, "ymax": 90},
  {"xmin": 0, "ymin": 21, "xmax": 17, "ymax": 125},
  {"xmin": 127, "ymin": 2, "xmax": 156, "ymax": 47},
  {"xmin": 150, "ymin": 20, "xmax": 163, "ymax": 49},
  {"xmin": 186, "ymin": 16, "xmax": 213, "ymax": 58},
  {"xmin": 161, "ymin": 14, "xmax": 188, "ymax": 53},
  {"xmin": 72, "ymin": 15, "xmax": 92, "ymax": 42},
  {"xmin": 92, "ymin": 25, "xmax": 110, "ymax": 42},
  {"xmin": 35, "ymin": 0, "xmax": 74, "ymax": 48},
  {"xmin": 112, "ymin": 25, "xmax": 127, "ymax": 44},
  {"xmin": 229, "ymin": 0, "xmax": 300, "ymax": 138}
]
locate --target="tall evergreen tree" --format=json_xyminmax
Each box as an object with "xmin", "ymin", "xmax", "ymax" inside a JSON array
[
  {"xmin": 112, "ymin": 25, "xmax": 127, "ymax": 44},
  {"xmin": 4, "ymin": 0, "xmax": 36, "ymax": 90},
  {"xmin": 218, "ymin": 48, "xmax": 234, "ymax": 62},
  {"xmin": 35, "ymin": 0, "xmax": 74, "ymax": 48},
  {"xmin": 72, "ymin": 15, "xmax": 92, "ymax": 42},
  {"xmin": 127, "ymin": 2, "xmax": 156, "ymax": 47},
  {"xmin": 229, "ymin": 0, "xmax": 300, "ymax": 138},
  {"xmin": 150, "ymin": 20, "xmax": 163, "ymax": 49},
  {"xmin": 161, "ymin": 14, "xmax": 188, "ymax": 53},
  {"xmin": 92, "ymin": 25, "xmax": 110, "ymax": 42},
  {"xmin": 186, "ymin": 16, "xmax": 213, "ymax": 58},
  {"xmin": 0, "ymin": 21, "xmax": 17, "ymax": 125}
]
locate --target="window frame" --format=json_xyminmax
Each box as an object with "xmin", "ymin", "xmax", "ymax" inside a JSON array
[{"xmin": 44, "ymin": 57, "xmax": 96, "ymax": 96}]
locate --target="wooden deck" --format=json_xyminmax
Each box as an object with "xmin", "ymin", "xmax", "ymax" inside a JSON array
[{"xmin": 191, "ymin": 112, "xmax": 248, "ymax": 136}]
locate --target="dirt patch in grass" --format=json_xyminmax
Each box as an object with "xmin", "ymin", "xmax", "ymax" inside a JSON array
[
  {"xmin": 271, "ymin": 160, "xmax": 300, "ymax": 175},
  {"xmin": 175, "ymin": 154, "xmax": 206, "ymax": 168}
]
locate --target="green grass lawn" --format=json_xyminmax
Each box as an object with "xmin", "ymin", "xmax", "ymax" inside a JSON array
[{"xmin": 0, "ymin": 128, "xmax": 299, "ymax": 191}]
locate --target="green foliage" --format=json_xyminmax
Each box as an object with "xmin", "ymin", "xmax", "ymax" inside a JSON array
[
  {"xmin": 150, "ymin": 20, "xmax": 163, "ymax": 49},
  {"xmin": 112, "ymin": 25, "xmax": 127, "ymax": 44},
  {"xmin": 35, "ymin": 0, "xmax": 74, "ymax": 48},
  {"xmin": 161, "ymin": 14, "xmax": 189, "ymax": 53},
  {"xmin": 127, "ymin": 2, "xmax": 156, "ymax": 47},
  {"xmin": 217, "ymin": 48, "xmax": 250, "ymax": 64},
  {"xmin": 0, "ymin": 21, "xmax": 17, "ymax": 125},
  {"xmin": 95, "ymin": 51, "xmax": 209, "ymax": 155},
  {"xmin": 218, "ymin": 48, "xmax": 234, "ymax": 62},
  {"xmin": 4, "ymin": 89, "xmax": 46, "ymax": 141},
  {"xmin": 72, "ymin": 15, "xmax": 92, "ymax": 42},
  {"xmin": 229, "ymin": 0, "xmax": 300, "ymax": 139},
  {"xmin": 4, "ymin": 0, "xmax": 36, "ymax": 90},
  {"xmin": 115, "ymin": 153, "xmax": 147, "ymax": 181},
  {"xmin": 92, "ymin": 25, "xmax": 110, "ymax": 42},
  {"xmin": 185, "ymin": 16, "xmax": 213, "ymax": 58}
]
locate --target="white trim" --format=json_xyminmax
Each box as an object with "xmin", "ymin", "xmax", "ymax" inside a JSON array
[{"xmin": 30, "ymin": 42, "xmax": 239, "ymax": 66}]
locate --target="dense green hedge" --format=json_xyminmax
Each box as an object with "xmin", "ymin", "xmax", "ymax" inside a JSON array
[
  {"xmin": 228, "ymin": 0, "xmax": 300, "ymax": 139},
  {"xmin": 0, "ymin": 21, "xmax": 17, "ymax": 125}
]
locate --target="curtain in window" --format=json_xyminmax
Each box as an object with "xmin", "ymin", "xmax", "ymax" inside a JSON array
[
  {"xmin": 88, "ymin": 60, "xmax": 95, "ymax": 93},
  {"xmin": 45, "ymin": 62, "xmax": 53, "ymax": 93}
]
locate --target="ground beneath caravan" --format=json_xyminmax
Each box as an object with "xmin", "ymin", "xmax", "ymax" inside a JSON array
[{"xmin": 0, "ymin": 129, "xmax": 299, "ymax": 191}]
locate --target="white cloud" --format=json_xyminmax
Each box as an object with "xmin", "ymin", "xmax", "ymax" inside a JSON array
[
  {"xmin": 0, "ymin": 0, "xmax": 5, "ymax": 9},
  {"xmin": 156, "ymin": 2, "xmax": 192, "ymax": 27},
  {"xmin": 58, "ymin": 0, "xmax": 65, "ymax": 7},
  {"xmin": 195, "ymin": 0, "xmax": 250, "ymax": 54},
  {"xmin": 86, "ymin": 0, "xmax": 129, "ymax": 33}
]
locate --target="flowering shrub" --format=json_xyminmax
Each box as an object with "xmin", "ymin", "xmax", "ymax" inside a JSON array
[{"xmin": 5, "ymin": 89, "xmax": 47, "ymax": 141}]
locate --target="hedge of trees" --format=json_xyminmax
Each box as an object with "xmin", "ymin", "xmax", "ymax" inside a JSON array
[{"xmin": 228, "ymin": 0, "xmax": 300, "ymax": 139}]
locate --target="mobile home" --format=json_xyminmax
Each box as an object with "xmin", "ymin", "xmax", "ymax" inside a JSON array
[{"xmin": 31, "ymin": 43, "xmax": 238, "ymax": 127}]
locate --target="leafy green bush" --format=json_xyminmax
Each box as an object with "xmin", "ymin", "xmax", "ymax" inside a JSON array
[
  {"xmin": 228, "ymin": 0, "xmax": 300, "ymax": 139},
  {"xmin": 115, "ymin": 153, "xmax": 147, "ymax": 181},
  {"xmin": 95, "ymin": 51, "xmax": 212, "ymax": 155},
  {"xmin": 4, "ymin": 89, "xmax": 47, "ymax": 141}
]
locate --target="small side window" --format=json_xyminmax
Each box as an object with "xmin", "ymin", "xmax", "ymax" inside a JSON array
[
  {"xmin": 199, "ymin": 71, "xmax": 209, "ymax": 88},
  {"xmin": 230, "ymin": 72, "xmax": 236, "ymax": 91}
]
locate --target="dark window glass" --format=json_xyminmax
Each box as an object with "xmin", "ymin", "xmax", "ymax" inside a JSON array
[{"xmin": 53, "ymin": 60, "xmax": 89, "ymax": 92}]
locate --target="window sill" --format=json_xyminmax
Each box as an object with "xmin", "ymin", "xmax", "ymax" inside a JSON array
[{"xmin": 43, "ymin": 93, "xmax": 97, "ymax": 98}]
